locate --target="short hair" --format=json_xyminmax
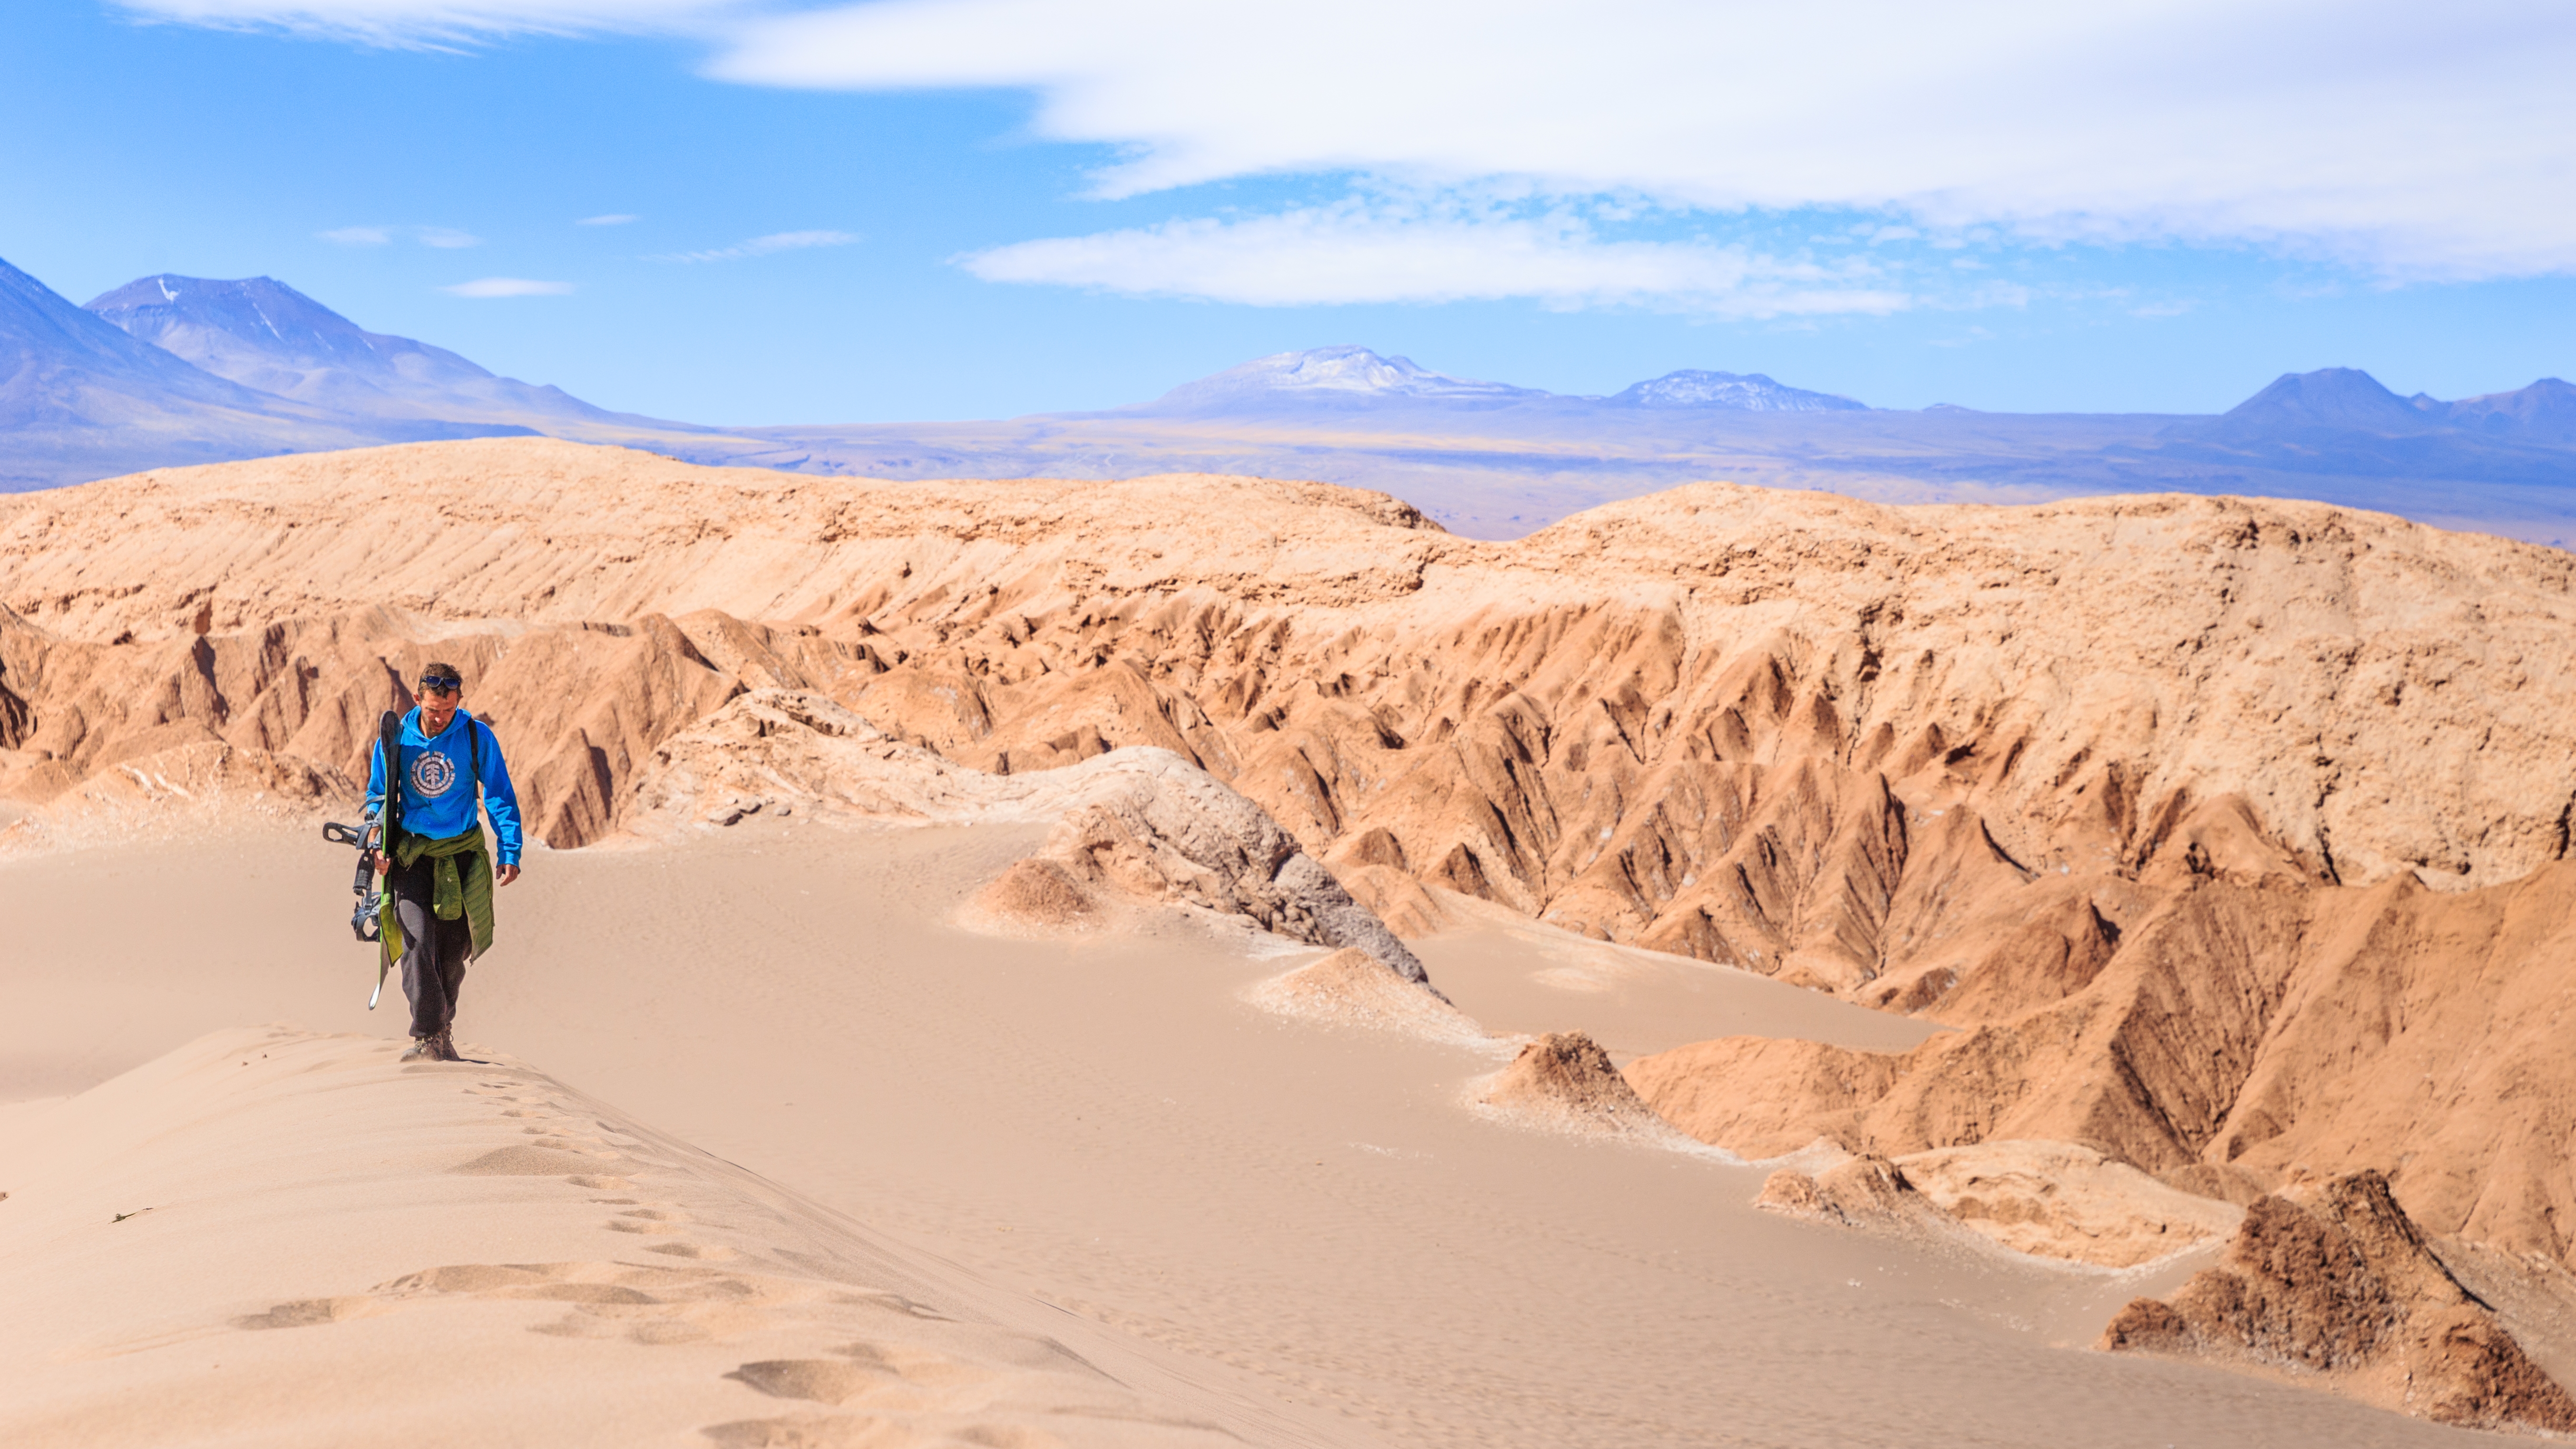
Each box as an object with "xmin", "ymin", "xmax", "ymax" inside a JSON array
[{"xmin": 421, "ymin": 660, "xmax": 464, "ymax": 683}]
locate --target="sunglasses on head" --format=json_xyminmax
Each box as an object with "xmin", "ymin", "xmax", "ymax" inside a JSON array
[{"xmin": 418, "ymin": 676, "xmax": 462, "ymax": 696}]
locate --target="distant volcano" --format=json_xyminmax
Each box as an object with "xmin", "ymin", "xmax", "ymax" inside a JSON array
[
  {"xmin": 1137, "ymin": 345, "xmax": 1549, "ymax": 413},
  {"xmin": 1609, "ymin": 370, "xmax": 1866, "ymax": 411},
  {"xmin": 2209, "ymin": 367, "xmax": 2450, "ymax": 435},
  {"xmin": 0, "ymin": 255, "xmax": 521, "ymax": 491},
  {"xmin": 1133, "ymin": 346, "xmax": 1868, "ymax": 415},
  {"xmin": 86, "ymin": 273, "xmax": 652, "ymax": 430}
]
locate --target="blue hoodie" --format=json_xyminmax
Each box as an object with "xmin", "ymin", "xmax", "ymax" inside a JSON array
[{"xmin": 364, "ymin": 708, "xmax": 524, "ymax": 866}]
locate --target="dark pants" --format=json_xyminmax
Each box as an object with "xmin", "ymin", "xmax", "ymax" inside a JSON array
[{"xmin": 388, "ymin": 854, "xmax": 471, "ymax": 1040}]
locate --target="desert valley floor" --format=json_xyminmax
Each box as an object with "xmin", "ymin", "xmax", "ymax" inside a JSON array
[{"xmin": 0, "ymin": 821, "xmax": 2551, "ymax": 1448}]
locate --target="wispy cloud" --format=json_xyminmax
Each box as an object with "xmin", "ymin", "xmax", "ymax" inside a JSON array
[
  {"xmin": 115, "ymin": 0, "xmax": 741, "ymax": 47},
  {"xmin": 321, "ymin": 223, "xmax": 479, "ymax": 248},
  {"xmin": 442, "ymin": 277, "xmax": 574, "ymax": 297},
  {"xmin": 650, "ymin": 229, "xmax": 859, "ymax": 263},
  {"xmin": 714, "ymin": 0, "xmax": 2576, "ymax": 282},
  {"xmin": 963, "ymin": 203, "xmax": 1907, "ymax": 318},
  {"xmin": 578, "ymin": 213, "xmax": 639, "ymax": 226},
  {"xmin": 145, "ymin": 0, "xmax": 2576, "ymax": 301}
]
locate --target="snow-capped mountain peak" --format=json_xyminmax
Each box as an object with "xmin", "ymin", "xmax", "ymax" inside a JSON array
[
  {"xmin": 1610, "ymin": 370, "xmax": 1867, "ymax": 412},
  {"xmin": 1145, "ymin": 345, "xmax": 1546, "ymax": 412}
]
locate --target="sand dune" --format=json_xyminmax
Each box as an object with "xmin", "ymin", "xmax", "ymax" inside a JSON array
[{"xmin": 0, "ymin": 1025, "xmax": 1288, "ymax": 1448}]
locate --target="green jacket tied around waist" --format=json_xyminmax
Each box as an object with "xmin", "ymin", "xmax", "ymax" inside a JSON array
[{"xmin": 378, "ymin": 826, "xmax": 495, "ymax": 968}]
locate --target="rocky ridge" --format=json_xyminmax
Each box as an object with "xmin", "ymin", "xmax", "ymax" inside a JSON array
[{"xmin": 2102, "ymin": 1171, "xmax": 2576, "ymax": 1435}]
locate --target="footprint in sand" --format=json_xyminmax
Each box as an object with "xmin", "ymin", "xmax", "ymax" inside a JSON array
[
  {"xmin": 231, "ymin": 1296, "xmax": 380, "ymax": 1330},
  {"xmin": 725, "ymin": 1358, "xmax": 908, "ymax": 1406},
  {"xmin": 699, "ymin": 1419, "xmax": 1066, "ymax": 1449},
  {"xmin": 450, "ymin": 1144, "xmax": 616, "ymax": 1175},
  {"xmin": 376, "ymin": 1259, "xmax": 757, "ymax": 1344},
  {"xmin": 696, "ymin": 1417, "xmax": 900, "ymax": 1449}
]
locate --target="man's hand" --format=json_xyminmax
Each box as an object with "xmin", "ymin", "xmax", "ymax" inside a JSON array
[
  {"xmin": 497, "ymin": 863, "xmax": 522, "ymax": 887},
  {"xmin": 373, "ymin": 853, "xmax": 389, "ymax": 878}
]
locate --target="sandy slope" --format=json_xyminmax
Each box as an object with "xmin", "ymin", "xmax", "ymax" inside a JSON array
[
  {"xmin": 0, "ymin": 821, "xmax": 2514, "ymax": 1448},
  {"xmin": 0, "ymin": 1027, "xmax": 1283, "ymax": 1449}
]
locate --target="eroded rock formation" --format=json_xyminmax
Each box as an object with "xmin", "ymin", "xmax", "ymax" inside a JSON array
[
  {"xmin": 1472, "ymin": 1031, "xmax": 1685, "ymax": 1141},
  {"xmin": 5, "ymin": 438, "xmax": 2574, "ymax": 1291},
  {"xmin": 1622, "ymin": 866, "xmax": 2576, "ymax": 1269},
  {"xmin": 2101, "ymin": 1171, "xmax": 2576, "ymax": 1435},
  {"xmin": 1755, "ymin": 1157, "xmax": 1957, "ymax": 1240},
  {"xmin": 625, "ymin": 689, "xmax": 1429, "ymax": 982}
]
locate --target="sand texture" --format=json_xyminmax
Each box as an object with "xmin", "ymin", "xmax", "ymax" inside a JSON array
[
  {"xmin": 8, "ymin": 822, "xmax": 2513, "ymax": 1449},
  {"xmin": 5, "ymin": 437, "xmax": 2576, "ymax": 1434},
  {"xmin": 0, "ymin": 1026, "xmax": 1270, "ymax": 1449}
]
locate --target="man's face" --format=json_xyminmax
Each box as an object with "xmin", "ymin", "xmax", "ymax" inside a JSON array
[{"xmin": 419, "ymin": 672, "xmax": 463, "ymax": 717}]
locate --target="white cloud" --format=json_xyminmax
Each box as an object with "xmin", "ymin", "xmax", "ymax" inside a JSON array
[
  {"xmin": 321, "ymin": 223, "xmax": 481, "ymax": 247},
  {"xmin": 578, "ymin": 213, "xmax": 639, "ymax": 225},
  {"xmin": 442, "ymin": 277, "xmax": 574, "ymax": 297},
  {"xmin": 714, "ymin": 0, "xmax": 2576, "ymax": 281},
  {"xmin": 651, "ymin": 229, "xmax": 860, "ymax": 263},
  {"xmin": 116, "ymin": 0, "xmax": 741, "ymax": 45},
  {"xmin": 151, "ymin": 0, "xmax": 2576, "ymax": 304},
  {"xmin": 963, "ymin": 204, "xmax": 1907, "ymax": 317}
]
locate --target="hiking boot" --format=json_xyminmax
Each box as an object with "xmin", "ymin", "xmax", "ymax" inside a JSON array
[
  {"xmin": 431, "ymin": 1029, "xmax": 464, "ymax": 1063},
  {"xmin": 400, "ymin": 1035, "xmax": 438, "ymax": 1062}
]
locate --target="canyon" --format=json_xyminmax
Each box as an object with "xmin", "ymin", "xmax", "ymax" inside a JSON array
[{"xmin": 4, "ymin": 436, "xmax": 2573, "ymax": 1434}]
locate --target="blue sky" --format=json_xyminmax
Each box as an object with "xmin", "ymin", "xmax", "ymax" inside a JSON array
[{"xmin": 3, "ymin": 0, "xmax": 2572, "ymax": 425}]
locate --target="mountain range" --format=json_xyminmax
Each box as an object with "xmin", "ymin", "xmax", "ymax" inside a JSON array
[
  {"xmin": 0, "ymin": 252, "xmax": 2569, "ymax": 545},
  {"xmin": 1129, "ymin": 344, "xmax": 1868, "ymax": 414},
  {"xmin": 86, "ymin": 273, "xmax": 644, "ymax": 429},
  {"xmin": 0, "ymin": 257, "xmax": 531, "ymax": 490}
]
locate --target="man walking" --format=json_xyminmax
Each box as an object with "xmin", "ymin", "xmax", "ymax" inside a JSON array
[{"xmin": 367, "ymin": 661, "xmax": 522, "ymax": 1062}]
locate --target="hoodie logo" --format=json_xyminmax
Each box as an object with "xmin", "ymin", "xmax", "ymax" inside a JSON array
[{"xmin": 410, "ymin": 750, "xmax": 457, "ymax": 798}]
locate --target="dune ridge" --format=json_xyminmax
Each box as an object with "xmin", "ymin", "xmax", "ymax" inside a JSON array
[{"xmin": 0, "ymin": 1026, "xmax": 1301, "ymax": 1449}]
